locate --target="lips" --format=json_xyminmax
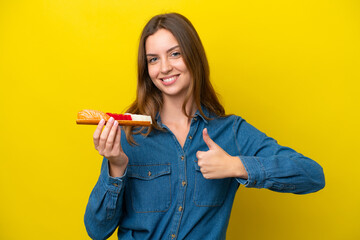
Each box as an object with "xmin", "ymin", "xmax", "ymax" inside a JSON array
[{"xmin": 160, "ymin": 75, "xmax": 179, "ymax": 86}]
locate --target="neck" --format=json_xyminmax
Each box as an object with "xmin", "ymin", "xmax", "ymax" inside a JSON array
[{"xmin": 160, "ymin": 95, "xmax": 197, "ymax": 125}]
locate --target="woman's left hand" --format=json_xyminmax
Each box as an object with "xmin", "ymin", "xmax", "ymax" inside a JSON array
[{"xmin": 196, "ymin": 128, "xmax": 248, "ymax": 180}]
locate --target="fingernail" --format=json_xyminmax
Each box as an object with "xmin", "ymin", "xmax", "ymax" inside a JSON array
[
  {"xmin": 113, "ymin": 120, "xmax": 118, "ymax": 126},
  {"xmin": 99, "ymin": 119, "xmax": 105, "ymax": 124}
]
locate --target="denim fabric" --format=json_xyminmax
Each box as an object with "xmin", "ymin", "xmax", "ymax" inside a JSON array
[{"xmin": 84, "ymin": 107, "xmax": 325, "ymax": 240}]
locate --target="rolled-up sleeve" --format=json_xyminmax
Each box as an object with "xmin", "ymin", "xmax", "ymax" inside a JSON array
[{"xmin": 233, "ymin": 117, "xmax": 325, "ymax": 194}]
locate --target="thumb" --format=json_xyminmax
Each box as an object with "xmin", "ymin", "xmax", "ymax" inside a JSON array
[{"xmin": 202, "ymin": 128, "xmax": 217, "ymax": 150}]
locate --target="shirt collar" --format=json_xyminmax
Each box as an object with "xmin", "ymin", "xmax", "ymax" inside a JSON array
[
  {"xmin": 155, "ymin": 112, "xmax": 163, "ymax": 127},
  {"xmin": 194, "ymin": 105, "xmax": 209, "ymax": 124},
  {"xmin": 155, "ymin": 105, "xmax": 210, "ymax": 126}
]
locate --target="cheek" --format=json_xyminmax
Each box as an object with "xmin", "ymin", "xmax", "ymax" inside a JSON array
[
  {"xmin": 173, "ymin": 59, "xmax": 189, "ymax": 73},
  {"xmin": 147, "ymin": 65, "xmax": 158, "ymax": 80}
]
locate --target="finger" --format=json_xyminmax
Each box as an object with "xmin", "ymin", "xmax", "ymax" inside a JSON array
[
  {"xmin": 196, "ymin": 150, "xmax": 206, "ymax": 160},
  {"xmin": 93, "ymin": 119, "xmax": 105, "ymax": 149},
  {"xmin": 202, "ymin": 128, "xmax": 217, "ymax": 150},
  {"xmin": 98, "ymin": 117, "xmax": 115, "ymax": 150},
  {"xmin": 104, "ymin": 120, "xmax": 119, "ymax": 152},
  {"xmin": 197, "ymin": 158, "xmax": 205, "ymax": 168},
  {"xmin": 199, "ymin": 164, "xmax": 208, "ymax": 174},
  {"xmin": 112, "ymin": 126, "xmax": 122, "ymax": 151}
]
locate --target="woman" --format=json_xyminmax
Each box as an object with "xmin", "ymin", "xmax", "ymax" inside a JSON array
[{"xmin": 84, "ymin": 13, "xmax": 325, "ymax": 240}]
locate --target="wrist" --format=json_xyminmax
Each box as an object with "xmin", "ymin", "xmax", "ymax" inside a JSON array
[
  {"xmin": 231, "ymin": 156, "xmax": 248, "ymax": 179},
  {"xmin": 108, "ymin": 160, "xmax": 128, "ymax": 178}
]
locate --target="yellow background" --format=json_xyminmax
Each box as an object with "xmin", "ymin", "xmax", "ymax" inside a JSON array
[{"xmin": 1, "ymin": 0, "xmax": 359, "ymax": 239}]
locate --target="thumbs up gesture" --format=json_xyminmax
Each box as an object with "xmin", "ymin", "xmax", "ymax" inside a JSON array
[{"xmin": 196, "ymin": 128, "xmax": 248, "ymax": 179}]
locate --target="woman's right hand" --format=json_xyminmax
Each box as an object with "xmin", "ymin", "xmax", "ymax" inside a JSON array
[{"xmin": 93, "ymin": 117, "xmax": 129, "ymax": 177}]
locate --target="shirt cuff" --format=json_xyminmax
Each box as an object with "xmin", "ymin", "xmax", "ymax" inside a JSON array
[
  {"xmin": 99, "ymin": 157, "xmax": 127, "ymax": 194},
  {"xmin": 235, "ymin": 156, "xmax": 266, "ymax": 188}
]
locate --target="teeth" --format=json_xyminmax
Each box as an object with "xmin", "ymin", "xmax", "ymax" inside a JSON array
[{"xmin": 162, "ymin": 76, "xmax": 177, "ymax": 83}]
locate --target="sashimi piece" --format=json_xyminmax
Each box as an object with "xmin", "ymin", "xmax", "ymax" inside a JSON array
[
  {"xmin": 106, "ymin": 113, "xmax": 132, "ymax": 121},
  {"xmin": 77, "ymin": 109, "xmax": 110, "ymax": 120}
]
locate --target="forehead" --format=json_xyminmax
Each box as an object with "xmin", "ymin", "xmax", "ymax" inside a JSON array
[{"xmin": 145, "ymin": 29, "xmax": 179, "ymax": 53}]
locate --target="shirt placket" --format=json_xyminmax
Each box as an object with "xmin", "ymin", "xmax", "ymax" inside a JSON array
[{"xmin": 168, "ymin": 117, "xmax": 199, "ymax": 240}]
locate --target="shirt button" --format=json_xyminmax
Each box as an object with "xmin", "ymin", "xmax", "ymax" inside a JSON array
[
  {"xmin": 112, "ymin": 183, "xmax": 119, "ymax": 187},
  {"xmin": 253, "ymin": 180, "xmax": 257, "ymax": 185},
  {"xmin": 178, "ymin": 206, "xmax": 183, "ymax": 212},
  {"xmin": 182, "ymin": 181, "xmax": 187, "ymax": 186},
  {"xmin": 188, "ymin": 136, "xmax": 192, "ymax": 140},
  {"xmin": 181, "ymin": 156, "xmax": 184, "ymax": 161},
  {"xmin": 194, "ymin": 117, "xmax": 197, "ymax": 121},
  {"xmin": 171, "ymin": 234, "xmax": 176, "ymax": 239},
  {"xmin": 148, "ymin": 171, "xmax": 152, "ymax": 176}
]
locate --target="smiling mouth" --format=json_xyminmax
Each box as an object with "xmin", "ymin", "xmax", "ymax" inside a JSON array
[{"xmin": 160, "ymin": 74, "xmax": 179, "ymax": 84}]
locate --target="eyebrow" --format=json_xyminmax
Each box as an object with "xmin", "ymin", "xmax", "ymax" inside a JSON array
[{"xmin": 146, "ymin": 45, "xmax": 180, "ymax": 57}]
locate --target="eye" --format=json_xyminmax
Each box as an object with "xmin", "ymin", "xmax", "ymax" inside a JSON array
[
  {"xmin": 148, "ymin": 57, "xmax": 158, "ymax": 64},
  {"xmin": 171, "ymin": 51, "xmax": 181, "ymax": 57}
]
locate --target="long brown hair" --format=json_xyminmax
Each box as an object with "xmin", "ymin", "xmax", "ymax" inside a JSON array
[{"xmin": 124, "ymin": 13, "xmax": 225, "ymax": 145}]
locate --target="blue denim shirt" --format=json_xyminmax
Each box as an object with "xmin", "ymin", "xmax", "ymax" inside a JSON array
[{"xmin": 84, "ymin": 108, "xmax": 325, "ymax": 240}]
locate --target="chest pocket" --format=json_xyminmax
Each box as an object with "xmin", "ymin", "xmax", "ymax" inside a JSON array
[
  {"xmin": 193, "ymin": 161, "xmax": 231, "ymax": 207},
  {"xmin": 127, "ymin": 164, "xmax": 171, "ymax": 213}
]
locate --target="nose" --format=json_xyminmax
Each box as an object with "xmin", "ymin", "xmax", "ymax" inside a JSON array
[{"xmin": 160, "ymin": 58, "xmax": 172, "ymax": 74}]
